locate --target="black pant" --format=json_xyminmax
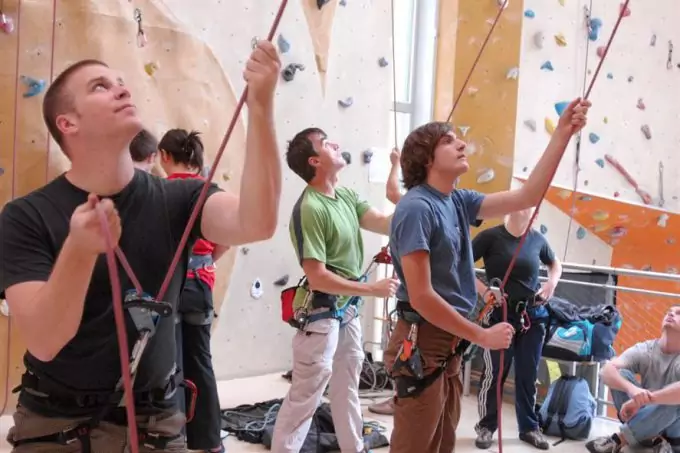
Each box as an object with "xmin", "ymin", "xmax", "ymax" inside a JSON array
[
  {"xmin": 175, "ymin": 277, "xmax": 222, "ymax": 450},
  {"xmin": 476, "ymin": 308, "xmax": 546, "ymax": 435}
]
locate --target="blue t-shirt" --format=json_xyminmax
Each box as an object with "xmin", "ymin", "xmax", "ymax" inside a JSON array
[{"xmin": 389, "ymin": 184, "xmax": 485, "ymax": 316}]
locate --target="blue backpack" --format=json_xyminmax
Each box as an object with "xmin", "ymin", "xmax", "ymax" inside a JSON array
[
  {"xmin": 537, "ymin": 375, "xmax": 596, "ymax": 444},
  {"xmin": 542, "ymin": 297, "xmax": 622, "ymax": 362}
]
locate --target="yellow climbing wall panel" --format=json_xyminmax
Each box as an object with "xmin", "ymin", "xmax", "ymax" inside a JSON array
[
  {"xmin": 0, "ymin": 0, "xmax": 245, "ymax": 415},
  {"xmin": 438, "ymin": 0, "xmax": 525, "ymax": 233}
]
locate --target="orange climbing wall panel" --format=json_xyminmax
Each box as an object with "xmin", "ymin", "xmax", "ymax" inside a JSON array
[
  {"xmin": 435, "ymin": 0, "xmax": 525, "ymax": 235},
  {"xmin": 0, "ymin": 0, "xmax": 247, "ymax": 415},
  {"xmin": 543, "ymin": 184, "xmax": 680, "ymax": 354}
]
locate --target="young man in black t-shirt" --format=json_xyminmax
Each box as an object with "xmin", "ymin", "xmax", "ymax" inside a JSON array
[{"xmin": 0, "ymin": 41, "xmax": 282, "ymax": 453}]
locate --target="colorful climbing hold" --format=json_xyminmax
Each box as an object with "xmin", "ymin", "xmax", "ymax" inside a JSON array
[
  {"xmin": 378, "ymin": 57, "xmax": 389, "ymax": 67},
  {"xmin": 533, "ymin": 31, "xmax": 545, "ymax": 49},
  {"xmin": 558, "ymin": 0, "xmax": 564, "ymax": 6},
  {"xmin": 658, "ymin": 214, "xmax": 669, "ymax": 228},
  {"xmin": 650, "ymin": 34, "xmax": 657, "ymax": 46},
  {"xmin": 606, "ymin": 73, "xmax": 613, "ymax": 79},
  {"xmin": 636, "ymin": 98, "xmax": 646, "ymax": 110},
  {"xmin": 282, "ymin": 63, "xmax": 305, "ymax": 81},
  {"xmin": 540, "ymin": 224, "xmax": 548, "ymax": 234},
  {"xmin": 362, "ymin": 149, "xmax": 373, "ymax": 164},
  {"xmin": 544, "ymin": 117, "xmax": 555, "ymax": 134},
  {"xmin": 589, "ymin": 133, "xmax": 600, "ymax": 144},
  {"xmin": 277, "ymin": 34, "xmax": 290, "ymax": 53},
  {"xmin": 477, "ymin": 168, "xmax": 495, "ymax": 184},
  {"xmin": 554, "ymin": 34, "xmax": 567, "ymax": 47},
  {"xmin": 592, "ymin": 210, "xmax": 609, "ymax": 221},
  {"xmin": 641, "ymin": 124, "xmax": 652, "ymax": 140},
  {"xmin": 250, "ymin": 278, "xmax": 264, "ymax": 299},
  {"xmin": 557, "ymin": 190, "xmax": 571, "ymax": 199},
  {"xmin": 627, "ymin": 76, "xmax": 634, "ymax": 82},
  {"xmin": 317, "ymin": 0, "xmax": 331, "ymax": 9},
  {"xmin": 341, "ymin": 151, "xmax": 352, "ymax": 164},
  {"xmin": 579, "ymin": 195, "xmax": 592, "ymax": 201},
  {"xmin": 593, "ymin": 224, "xmax": 608, "ymax": 233},
  {"xmin": 540, "ymin": 61, "xmax": 554, "ymax": 71},
  {"xmin": 667, "ymin": 238, "xmax": 676, "ymax": 245},
  {"xmin": 619, "ymin": 3, "xmax": 631, "ymax": 17},
  {"xmin": 338, "ymin": 97, "xmax": 353, "ymax": 108},
  {"xmin": 144, "ymin": 62, "xmax": 159, "ymax": 76},
  {"xmin": 506, "ymin": 67, "xmax": 519, "ymax": 80},
  {"xmin": 524, "ymin": 9, "xmax": 535, "ymax": 18},
  {"xmin": 603, "ymin": 117, "xmax": 608, "ymax": 124},
  {"xmin": 596, "ymin": 46, "xmax": 606, "ymax": 58},
  {"xmin": 613, "ymin": 191, "xmax": 620, "ymax": 197},
  {"xmin": 588, "ymin": 17, "xmax": 603, "ymax": 41},
  {"xmin": 20, "ymin": 76, "xmax": 46, "ymax": 98},
  {"xmin": 554, "ymin": 101, "xmax": 569, "ymax": 117},
  {"xmin": 0, "ymin": 12, "xmax": 14, "ymax": 34},
  {"xmin": 339, "ymin": 0, "xmax": 347, "ymax": 5},
  {"xmin": 524, "ymin": 119, "xmax": 537, "ymax": 132},
  {"xmin": 595, "ymin": 158, "xmax": 605, "ymax": 168},
  {"xmin": 609, "ymin": 226, "xmax": 627, "ymax": 238},
  {"xmin": 523, "ymin": 166, "xmax": 529, "ymax": 173},
  {"xmin": 458, "ymin": 125, "xmax": 470, "ymax": 136},
  {"xmin": 467, "ymin": 87, "xmax": 479, "ymax": 96},
  {"xmin": 576, "ymin": 227, "xmax": 586, "ymax": 239}
]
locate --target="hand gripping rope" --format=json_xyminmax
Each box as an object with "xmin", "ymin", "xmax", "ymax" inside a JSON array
[
  {"xmin": 94, "ymin": 1, "xmax": 289, "ymax": 451},
  {"xmin": 491, "ymin": 2, "xmax": 630, "ymax": 452}
]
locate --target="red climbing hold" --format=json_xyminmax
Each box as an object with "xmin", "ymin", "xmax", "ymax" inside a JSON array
[
  {"xmin": 596, "ymin": 46, "xmax": 606, "ymax": 58},
  {"xmin": 619, "ymin": 3, "xmax": 631, "ymax": 17}
]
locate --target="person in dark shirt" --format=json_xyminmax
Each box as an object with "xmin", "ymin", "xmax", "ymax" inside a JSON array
[
  {"xmin": 385, "ymin": 97, "xmax": 590, "ymax": 453},
  {"xmin": 472, "ymin": 208, "xmax": 563, "ymax": 450},
  {"xmin": 158, "ymin": 128, "xmax": 229, "ymax": 453},
  {"xmin": 0, "ymin": 41, "xmax": 281, "ymax": 453},
  {"xmin": 130, "ymin": 128, "xmax": 159, "ymax": 173}
]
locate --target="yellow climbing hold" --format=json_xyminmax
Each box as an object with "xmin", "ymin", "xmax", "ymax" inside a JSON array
[
  {"xmin": 558, "ymin": 0, "xmax": 565, "ymax": 5},
  {"xmin": 554, "ymin": 34, "xmax": 567, "ymax": 47},
  {"xmin": 144, "ymin": 62, "xmax": 159, "ymax": 76},
  {"xmin": 603, "ymin": 116, "xmax": 608, "ymax": 124},
  {"xmin": 593, "ymin": 224, "xmax": 609, "ymax": 233},
  {"xmin": 544, "ymin": 117, "xmax": 555, "ymax": 134},
  {"xmin": 557, "ymin": 189, "xmax": 571, "ymax": 200},
  {"xmin": 592, "ymin": 210, "xmax": 609, "ymax": 221}
]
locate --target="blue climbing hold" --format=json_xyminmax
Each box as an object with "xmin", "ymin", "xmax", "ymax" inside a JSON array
[
  {"xmin": 576, "ymin": 227, "xmax": 586, "ymax": 240},
  {"xmin": 524, "ymin": 9, "xmax": 535, "ymax": 18},
  {"xmin": 21, "ymin": 76, "xmax": 46, "ymax": 98},
  {"xmin": 588, "ymin": 17, "xmax": 603, "ymax": 41},
  {"xmin": 589, "ymin": 133, "xmax": 600, "ymax": 144},
  {"xmin": 378, "ymin": 57, "xmax": 389, "ymax": 68},
  {"xmin": 540, "ymin": 61, "xmax": 554, "ymax": 71},
  {"xmin": 540, "ymin": 224, "xmax": 548, "ymax": 234},
  {"xmin": 595, "ymin": 158, "xmax": 605, "ymax": 168},
  {"xmin": 579, "ymin": 195, "xmax": 592, "ymax": 201},
  {"xmin": 554, "ymin": 101, "xmax": 569, "ymax": 116},
  {"xmin": 338, "ymin": 97, "xmax": 354, "ymax": 108},
  {"xmin": 607, "ymin": 72, "xmax": 613, "ymax": 79},
  {"xmin": 277, "ymin": 34, "xmax": 290, "ymax": 53}
]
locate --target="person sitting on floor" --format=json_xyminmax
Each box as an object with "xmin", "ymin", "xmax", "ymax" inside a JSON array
[{"xmin": 586, "ymin": 305, "xmax": 680, "ymax": 453}]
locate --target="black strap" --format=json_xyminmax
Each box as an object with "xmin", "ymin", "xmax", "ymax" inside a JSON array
[{"xmin": 543, "ymin": 377, "xmax": 578, "ymax": 446}]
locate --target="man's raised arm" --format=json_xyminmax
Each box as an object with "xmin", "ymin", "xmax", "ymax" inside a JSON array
[{"xmin": 201, "ymin": 40, "xmax": 282, "ymax": 246}]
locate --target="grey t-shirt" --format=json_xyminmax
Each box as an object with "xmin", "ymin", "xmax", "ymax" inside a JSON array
[{"xmin": 618, "ymin": 339, "xmax": 680, "ymax": 390}]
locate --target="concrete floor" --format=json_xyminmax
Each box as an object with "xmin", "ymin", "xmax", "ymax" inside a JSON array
[{"xmin": 0, "ymin": 372, "xmax": 620, "ymax": 452}]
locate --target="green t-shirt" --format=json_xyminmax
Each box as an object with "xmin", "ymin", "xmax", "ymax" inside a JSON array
[{"xmin": 290, "ymin": 186, "xmax": 371, "ymax": 309}]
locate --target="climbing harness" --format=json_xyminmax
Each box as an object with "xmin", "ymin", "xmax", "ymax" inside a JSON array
[
  {"xmin": 12, "ymin": 2, "xmax": 291, "ymax": 452},
  {"xmin": 492, "ymin": 2, "xmax": 631, "ymax": 452},
  {"xmin": 280, "ymin": 247, "xmax": 392, "ymax": 330}
]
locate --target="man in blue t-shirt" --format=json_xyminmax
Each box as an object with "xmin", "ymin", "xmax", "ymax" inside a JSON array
[{"xmin": 384, "ymin": 97, "xmax": 591, "ymax": 453}]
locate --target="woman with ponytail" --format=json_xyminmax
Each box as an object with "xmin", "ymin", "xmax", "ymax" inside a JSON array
[{"xmin": 158, "ymin": 128, "xmax": 227, "ymax": 453}]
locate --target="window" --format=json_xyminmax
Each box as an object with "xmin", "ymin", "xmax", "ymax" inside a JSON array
[
  {"xmin": 391, "ymin": 0, "xmax": 416, "ymax": 107},
  {"xmin": 387, "ymin": 111, "xmax": 412, "ymax": 150}
]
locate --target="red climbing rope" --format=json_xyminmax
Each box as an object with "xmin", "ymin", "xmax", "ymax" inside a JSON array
[
  {"xmin": 94, "ymin": 2, "xmax": 289, "ymax": 451},
  {"xmin": 493, "ymin": 2, "xmax": 630, "ymax": 451},
  {"xmin": 0, "ymin": 0, "xmax": 22, "ymax": 419},
  {"xmin": 446, "ymin": 0, "xmax": 509, "ymax": 123}
]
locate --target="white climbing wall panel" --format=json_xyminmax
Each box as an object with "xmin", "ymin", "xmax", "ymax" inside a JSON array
[
  {"xmin": 515, "ymin": 0, "xmax": 680, "ymax": 212},
  {"xmin": 157, "ymin": 0, "xmax": 393, "ymax": 379}
]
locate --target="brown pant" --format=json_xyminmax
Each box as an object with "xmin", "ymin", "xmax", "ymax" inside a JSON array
[
  {"xmin": 6, "ymin": 405, "xmax": 187, "ymax": 452},
  {"xmin": 384, "ymin": 319, "xmax": 463, "ymax": 453}
]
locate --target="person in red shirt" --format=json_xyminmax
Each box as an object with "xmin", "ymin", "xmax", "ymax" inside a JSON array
[{"xmin": 158, "ymin": 128, "xmax": 229, "ymax": 453}]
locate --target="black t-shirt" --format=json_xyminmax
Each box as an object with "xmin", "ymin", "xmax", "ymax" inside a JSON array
[
  {"xmin": 472, "ymin": 224, "xmax": 556, "ymax": 302},
  {"xmin": 0, "ymin": 169, "xmax": 222, "ymax": 413}
]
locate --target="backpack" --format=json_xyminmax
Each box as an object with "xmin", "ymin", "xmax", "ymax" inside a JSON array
[
  {"xmin": 542, "ymin": 297, "xmax": 623, "ymax": 362},
  {"xmin": 537, "ymin": 375, "xmax": 596, "ymax": 444}
]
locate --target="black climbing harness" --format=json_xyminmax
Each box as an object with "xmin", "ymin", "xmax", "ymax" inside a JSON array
[{"xmin": 9, "ymin": 291, "xmax": 188, "ymax": 452}]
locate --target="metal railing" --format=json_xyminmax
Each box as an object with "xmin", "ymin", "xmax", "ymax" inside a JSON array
[{"xmin": 369, "ymin": 260, "xmax": 680, "ymax": 420}]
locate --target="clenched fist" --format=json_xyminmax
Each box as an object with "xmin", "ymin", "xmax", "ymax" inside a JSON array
[
  {"xmin": 244, "ymin": 40, "xmax": 281, "ymax": 110},
  {"xmin": 69, "ymin": 193, "xmax": 121, "ymax": 256},
  {"xmin": 370, "ymin": 278, "xmax": 400, "ymax": 298},
  {"xmin": 480, "ymin": 322, "xmax": 515, "ymax": 350},
  {"xmin": 557, "ymin": 97, "xmax": 591, "ymax": 135}
]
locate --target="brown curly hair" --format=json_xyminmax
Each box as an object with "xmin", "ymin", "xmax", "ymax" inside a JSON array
[{"xmin": 400, "ymin": 121, "xmax": 453, "ymax": 190}]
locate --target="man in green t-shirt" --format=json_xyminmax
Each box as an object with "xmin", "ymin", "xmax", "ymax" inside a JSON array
[{"xmin": 271, "ymin": 127, "xmax": 399, "ymax": 453}]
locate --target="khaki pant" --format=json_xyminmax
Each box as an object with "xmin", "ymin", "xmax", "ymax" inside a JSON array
[
  {"xmin": 6, "ymin": 405, "xmax": 187, "ymax": 453},
  {"xmin": 384, "ymin": 319, "xmax": 463, "ymax": 453},
  {"xmin": 270, "ymin": 306, "xmax": 365, "ymax": 453}
]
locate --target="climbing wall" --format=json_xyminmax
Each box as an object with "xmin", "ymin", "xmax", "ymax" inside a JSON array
[
  {"xmin": 514, "ymin": 0, "xmax": 680, "ymax": 353},
  {"xmin": 0, "ymin": 0, "xmax": 394, "ymax": 411}
]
